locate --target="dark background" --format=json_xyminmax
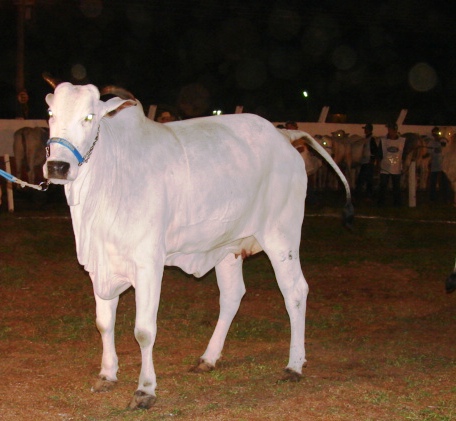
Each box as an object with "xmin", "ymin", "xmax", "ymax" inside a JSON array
[{"xmin": 1, "ymin": 0, "xmax": 456, "ymax": 124}]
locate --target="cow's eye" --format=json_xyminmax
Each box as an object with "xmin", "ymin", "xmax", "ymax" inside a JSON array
[
  {"xmin": 48, "ymin": 109, "xmax": 53, "ymax": 118},
  {"xmin": 85, "ymin": 113, "xmax": 94, "ymax": 122}
]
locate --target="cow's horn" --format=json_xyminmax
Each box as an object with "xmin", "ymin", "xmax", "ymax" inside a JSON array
[
  {"xmin": 100, "ymin": 85, "xmax": 135, "ymax": 100},
  {"xmin": 42, "ymin": 72, "xmax": 61, "ymax": 89}
]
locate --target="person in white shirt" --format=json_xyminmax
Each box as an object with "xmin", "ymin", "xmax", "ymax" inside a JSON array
[{"xmin": 377, "ymin": 122, "xmax": 406, "ymax": 207}]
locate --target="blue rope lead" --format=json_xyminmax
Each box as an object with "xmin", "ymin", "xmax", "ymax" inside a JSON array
[{"xmin": 0, "ymin": 169, "xmax": 49, "ymax": 191}]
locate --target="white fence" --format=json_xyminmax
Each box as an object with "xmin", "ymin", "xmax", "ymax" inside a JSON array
[
  {"xmin": 0, "ymin": 119, "xmax": 450, "ymax": 155},
  {"xmin": 0, "ymin": 118, "xmax": 453, "ymax": 211},
  {"xmin": 274, "ymin": 122, "xmax": 452, "ymax": 139}
]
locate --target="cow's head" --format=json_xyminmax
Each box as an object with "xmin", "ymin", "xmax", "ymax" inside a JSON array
[
  {"xmin": 44, "ymin": 82, "xmax": 135, "ymax": 184},
  {"xmin": 331, "ymin": 130, "xmax": 349, "ymax": 139}
]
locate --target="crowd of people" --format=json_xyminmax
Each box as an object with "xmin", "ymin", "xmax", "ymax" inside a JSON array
[
  {"xmin": 280, "ymin": 120, "xmax": 452, "ymax": 207},
  {"xmin": 358, "ymin": 123, "xmax": 450, "ymax": 207}
]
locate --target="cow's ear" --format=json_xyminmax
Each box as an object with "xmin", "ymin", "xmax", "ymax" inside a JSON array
[
  {"xmin": 45, "ymin": 93, "xmax": 54, "ymax": 107},
  {"xmin": 102, "ymin": 98, "xmax": 136, "ymax": 117}
]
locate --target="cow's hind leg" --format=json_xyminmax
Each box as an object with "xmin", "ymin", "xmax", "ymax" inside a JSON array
[
  {"xmin": 92, "ymin": 294, "xmax": 119, "ymax": 393},
  {"xmin": 263, "ymin": 245, "xmax": 308, "ymax": 381},
  {"xmin": 191, "ymin": 253, "xmax": 245, "ymax": 372}
]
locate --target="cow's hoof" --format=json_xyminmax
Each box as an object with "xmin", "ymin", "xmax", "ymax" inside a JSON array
[
  {"xmin": 91, "ymin": 376, "xmax": 117, "ymax": 393},
  {"xmin": 189, "ymin": 359, "xmax": 214, "ymax": 373},
  {"xmin": 445, "ymin": 273, "xmax": 456, "ymax": 294},
  {"xmin": 278, "ymin": 368, "xmax": 302, "ymax": 383},
  {"xmin": 128, "ymin": 390, "xmax": 156, "ymax": 410}
]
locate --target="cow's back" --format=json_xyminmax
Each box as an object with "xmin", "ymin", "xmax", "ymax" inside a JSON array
[{"xmin": 165, "ymin": 114, "xmax": 303, "ymax": 226}]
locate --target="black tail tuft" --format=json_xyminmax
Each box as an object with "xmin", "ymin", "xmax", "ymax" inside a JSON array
[
  {"xmin": 445, "ymin": 273, "xmax": 456, "ymax": 294},
  {"xmin": 342, "ymin": 200, "xmax": 355, "ymax": 231}
]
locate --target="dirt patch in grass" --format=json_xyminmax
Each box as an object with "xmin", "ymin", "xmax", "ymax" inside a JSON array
[{"xmin": 0, "ymin": 211, "xmax": 455, "ymax": 420}]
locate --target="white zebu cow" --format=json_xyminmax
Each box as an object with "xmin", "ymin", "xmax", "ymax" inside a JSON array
[
  {"xmin": 345, "ymin": 134, "xmax": 366, "ymax": 188},
  {"xmin": 287, "ymin": 135, "xmax": 322, "ymax": 176},
  {"xmin": 440, "ymin": 127, "xmax": 455, "ymax": 143},
  {"xmin": 13, "ymin": 126, "xmax": 49, "ymax": 184},
  {"xmin": 401, "ymin": 133, "xmax": 431, "ymax": 190},
  {"xmin": 442, "ymin": 133, "xmax": 456, "ymax": 207},
  {"xmin": 287, "ymin": 137, "xmax": 323, "ymax": 192},
  {"xmin": 313, "ymin": 135, "xmax": 333, "ymax": 190},
  {"xmin": 43, "ymin": 83, "xmax": 352, "ymax": 409},
  {"xmin": 317, "ymin": 130, "xmax": 361, "ymax": 190}
]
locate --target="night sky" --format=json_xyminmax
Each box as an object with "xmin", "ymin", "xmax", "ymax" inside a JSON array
[{"xmin": 1, "ymin": 0, "xmax": 456, "ymax": 125}]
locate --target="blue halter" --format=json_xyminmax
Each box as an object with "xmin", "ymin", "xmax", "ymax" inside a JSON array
[
  {"xmin": 46, "ymin": 137, "xmax": 84, "ymax": 164},
  {"xmin": 46, "ymin": 126, "xmax": 100, "ymax": 166}
]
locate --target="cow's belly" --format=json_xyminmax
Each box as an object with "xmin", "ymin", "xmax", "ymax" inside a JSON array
[{"xmin": 165, "ymin": 235, "xmax": 262, "ymax": 277}]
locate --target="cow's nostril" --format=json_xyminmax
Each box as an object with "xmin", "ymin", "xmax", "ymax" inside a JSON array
[{"xmin": 47, "ymin": 161, "xmax": 70, "ymax": 179}]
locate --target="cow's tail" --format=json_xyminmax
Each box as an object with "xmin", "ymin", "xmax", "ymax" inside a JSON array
[{"xmin": 283, "ymin": 129, "xmax": 354, "ymax": 230}]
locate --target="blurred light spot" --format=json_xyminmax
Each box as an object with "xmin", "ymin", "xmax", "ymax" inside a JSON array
[
  {"xmin": 385, "ymin": 63, "xmax": 405, "ymax": 87},
  {"xmin": 268, "ymin": 8, "xmax": 302, "ymax": 41},
  {"xmin": 80, "ymin": 0, "xmax": 103, "ymax": 18},
  {"xmin": 71, "ymin": 64, "xmax": 87, "ymax": 81},
  {"xmin": 218, "ymin": 18, "xmax": 260, "ymax": 61},
  {"xmin": 180, "ymin": 28, "xmax": 215, "ymax": 70},
  {"xmin": 268, "ymin": 48, "xmax": 303, "ymax": 80},
  {"xmin": 80, "ymin": 26, "xmax": 103, "ymax": 51},
  {"xmin": 408, "ymin": 62, "xmax": 438, "ymax": 92},
  {"xmin": 236, "ymin": 58, "xmax": 267, "ymax": 90},
  {"xmin": 177, "ymin": 83, "xmax": 210, "ymax": 117},
  {"xmin": 367, "ymin": 24, "xmax": 386, "ymax": 49},
  {"xmin": 331, "ymin": 45, "xmax": 357, "ymax": 71},
  {"xmin": 126, "ymin": 4, "xmax": 153, "ymax": 38},
  {"xmin": 301, "ymin": 14, "xmax": 340, "ymax": 58}
]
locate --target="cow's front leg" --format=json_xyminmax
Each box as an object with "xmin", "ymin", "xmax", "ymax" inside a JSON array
[
  {"xmin": 191, "ymin": 253, "xmax": 245, "ymax": 372},
  {"xmin": 92, "ymin": 294, "xmax": 119, "ymax": 392},
  {"xmin": 128, "ymin": 267, "xmax": 163, "ymax": 410}
]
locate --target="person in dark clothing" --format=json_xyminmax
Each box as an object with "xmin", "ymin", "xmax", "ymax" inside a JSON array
[
  {"xmin": 428, "ymin": 126, "xmax": 450, "ymax": 202},
  {"xmin": 355, "ymin": 123, "xmax": 378, "ymax": 200}
]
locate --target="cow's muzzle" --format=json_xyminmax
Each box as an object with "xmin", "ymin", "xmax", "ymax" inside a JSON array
[{"xmin": 47, "ymin": 160, "xmax": 70, "ymax": 179}]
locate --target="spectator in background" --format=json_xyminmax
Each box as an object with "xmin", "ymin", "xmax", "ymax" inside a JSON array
[
  {"xmin": 354, "ymin": 123, "xmax": 378, "ymax": 201},
  {"xmin": 428, "ymin": 126, "xmax": 450, "ymax": 202},
  {"xmin": 285, "ymin": 120, "xmax": 298, "ymax": 130},
  {"xmin": 156, "ymin": 110, "xmax": 176, "ymax": 123},
  {"xmin": 377, "ymin": 122, "xmax": 406, "ymax": 207}
]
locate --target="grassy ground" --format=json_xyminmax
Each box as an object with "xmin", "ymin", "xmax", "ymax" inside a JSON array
[{"xmin": 0, "ymin": 187, "xmax": 455, "ymax": 420}]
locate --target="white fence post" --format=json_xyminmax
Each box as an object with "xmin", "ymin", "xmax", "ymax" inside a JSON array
[
  {"xmin": 396, "ymin": 109, "xmax": 408, "ymax": 126},
  {"xmin": 408, "ymin": 161, "xmax": 416, "ymax": 208},
  {"xmin": 318, "ymin": 106, "xmax": 330, "ymax": 123},
  {"xmin": 4, "ymin": 154, "xmax": 14, "ymax": 212},
  {"xmin": 147, "ymin": 105, "xmax": 157, "ymax": 120}
]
